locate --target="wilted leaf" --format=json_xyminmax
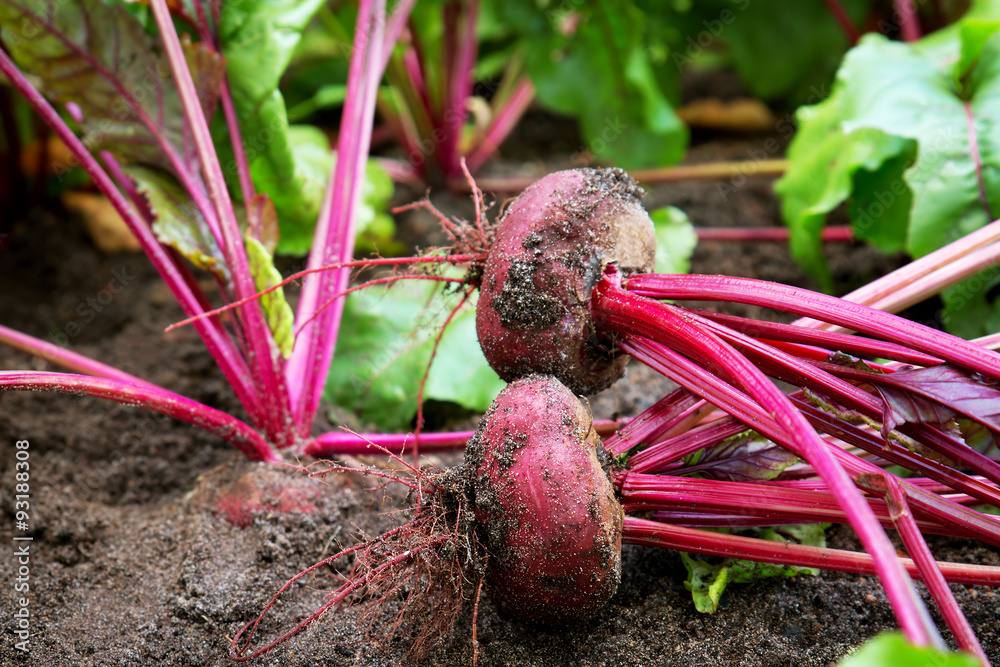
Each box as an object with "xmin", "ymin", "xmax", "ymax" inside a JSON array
[
  {"xmin": 244, "ymin": 234, "xmax": 294, "ymax": 359},
  {"xmin": 126, "ymin": 165, "xmax": 229, "ymax": 284},
  {"xmin": 681, "ymin": 524, "xmax": 824, "ymax": 613}
]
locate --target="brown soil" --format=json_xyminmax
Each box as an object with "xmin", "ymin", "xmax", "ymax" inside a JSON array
[{"xmin": 2, "ymin": 124, "xmax": 999, "ymax": 667}]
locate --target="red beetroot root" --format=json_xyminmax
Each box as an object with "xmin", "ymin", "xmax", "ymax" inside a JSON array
[
  {"xmin": 476, "ymin": 168, "xmax": 656, "ymax": 395},
  {"xmin": 466, "ymin": 374, "xmax": 624, "ymax": 621},
  {"xmin": 233, "ymin": 376, "xmax": 625, "ymax": 657}
]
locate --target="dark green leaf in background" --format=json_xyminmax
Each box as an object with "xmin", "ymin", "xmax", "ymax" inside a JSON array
[{"xmin": 519, "ymin": 0, "xmax": 688, "ymax": 169}]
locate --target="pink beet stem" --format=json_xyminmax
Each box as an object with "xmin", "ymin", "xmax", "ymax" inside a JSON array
[
  {"xmin": 593, "ymin": 271, "xmax": 943, "ymax": 647},
  {"xmin": 623, "ymin": 516, "xmax": 1000, "ymax": 587},
  {"xmin": 0, "ymin": 372, "xmax": 278, "ymax": 463},
  {"xmin": 151, "ymin": 0, "xmax": 294, "ymax": 446}
]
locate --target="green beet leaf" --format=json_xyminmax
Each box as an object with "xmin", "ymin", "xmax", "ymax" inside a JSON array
[
  {"xmin": 0, "ymin": 0, "xmax": 225, "ymax": 171},
  {"xmin": 719, "ymin": 0, "xmax": 868, "ymax": 103},
  {"xmin": 837, "ymin": 633, "xmax": 978, "ymax": 667},
  {"xmin": 520, "ymin": 0, "xmax": 687, "ymax": 169},
  {"xmin": 219, "ymin": 0, "xmax": 328, "ymax": 254},
  {"xmin": 777, "ymin": 5, "xmax": 1000, "ymax": 333},
  {"xmin": 246, "ymin": 125, "xmax": 396, "ymax": 256},
  {"xmin": 681, "ymin": 524, "xmax": 826, "ymax": 613},
  {"xmin": 651, "ymin": 206, "xmax": 697, "ymax": 275},
  {"xmin": 324, "ymin": 279, "xmax": 504, "ymax": 431}
]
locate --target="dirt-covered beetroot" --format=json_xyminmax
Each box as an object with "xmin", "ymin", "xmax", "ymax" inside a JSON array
[
  {"xmin": 476, "ymin": 168, "xmax": 656, "ymax": 395},
  {"xmin": 466, "ymin": 374, "xmax": 624, "ymax": 621}
]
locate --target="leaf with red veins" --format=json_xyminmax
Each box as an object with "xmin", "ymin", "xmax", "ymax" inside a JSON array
[
  {"xmin": 679, "ymin": 431, "xmax": 800, "ymax": 483},
  {"xmin": 0, "ymin": 0, "xmax": 224, "ymax": 171},
  {"xmin": 873, "ymin": 365, "xmax": 1000, "ymax": 437}
]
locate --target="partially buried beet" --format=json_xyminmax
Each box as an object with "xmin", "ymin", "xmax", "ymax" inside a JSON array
[
  {"xmin": 476, "ymin": 167, "xmax": 656, "ymax": 395},
  {"xmin": 466, "ymin": 374, "xmax": 624, "ymax": 621}
]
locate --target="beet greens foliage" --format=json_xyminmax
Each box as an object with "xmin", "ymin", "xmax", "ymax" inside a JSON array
[{"xmin": 778, "ymin": 0, "xmax": 1000, "ymax": 336}]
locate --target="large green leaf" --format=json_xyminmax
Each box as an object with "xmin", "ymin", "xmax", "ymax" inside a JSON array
[
  {"xmin": 838, "ymin": 633, "xmax": 978, "ymax": 667},
  {"xmin": 0, "ymin": 0, "xmax": 224, "ymax": 170},
  {"xmin": 248, "ymin": 125, "xmax": 396, "ymax": 255},
  {"xmin": 778, "ymin": 5, "xmax": 1000, "ymax": 332},
  {"xmin": 219, "ymin": 0, "xmax": 326, "ymax": 253},
  {"xmin": 521, "ymin": 0, "xmax": 687, "ymax": 169},
  {"xmin": 775, "ymin": 94, "xmax": 913, "ymax": 289},
  {"xmin": 324, "ymin": 280, "xmax": 505, "ymax": 431}
]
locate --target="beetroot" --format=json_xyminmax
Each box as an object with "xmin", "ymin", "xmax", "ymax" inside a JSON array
[
  {"xmin": 476, "ymin": 168, "xmax": 656, "ymax": 395},
  {"xmin": 466, "ymin": 374, "xmax": 624, "ymax": 621}
]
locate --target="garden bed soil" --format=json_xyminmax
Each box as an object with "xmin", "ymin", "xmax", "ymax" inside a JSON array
[{"xmin": 2, "ymin": 130, "xmax": 999, "ymax": 666}]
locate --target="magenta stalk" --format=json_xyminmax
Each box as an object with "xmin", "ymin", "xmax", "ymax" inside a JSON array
[
  {"xmin": 626, "ymin": 273, "xmax": 1000, "ymax": 379},
  {"xmin": 0, "ymin": 372, "xmax": 279, "ymax": 463},
  {"xmin": 0, "ymin": 324, "xmax": 156, "ymax": 389},
  {"xmin": 879, "ymin": 476, "xmax": 987, "ymax": 662},
  {"xmin": 97, "ymin": 153, "xmax": 262, "ymax": 421},
  {"xmin": 150, "ymin": 0, "xmax": 294, "ymax": 447},
  {"xmin": 464, "ymin": 77, "xmax": 536, "ymax": 174},
  {"xmin": 593, "ymin": 271, "xmax": 942, "ymax": 647},
  {"xmin": 0, "ymin": 48, "xmax": 260, "ymax": 420},
  {"xmin": 617, "ymin": 474, "xmax": 982, "ymax": 539},
  {"xmin": 796, "ymin": 217, "xmax": 1000, "ymax": 328},
  {"xmin": 304, "ymin": 418, "xmax": 629, "ymax": 458},
  {"xmin": 821, "ymin": 0, "xmax": 861, "ymax": 44},
  {"xmin": 379, "ymin": 0, "xmax": 421, "ymax": 70},
  {"xmin": 610, "ymin": 333, "xmax": 1000, "ymax": 549},
  {"xmin": 895, "ymin": 0, "xmax": 921, "ymax": 41},
  {"xmin": 622, "ymin": 517, "xmax": 1000, "ymax": 587},
  {"xmin": 288, "ymin": 0, "xmax": 393, "ymax": 438},
  {"xmin": 695, "ymin": 226, "xmax": 854, "ymax": 243},
  {"xmin": 439, "ymin": 0, "xmax": 479, "ymax": 180},
  {"xmin": 602, "ymin": 388, "xmax": 708, "ymax": 458}
]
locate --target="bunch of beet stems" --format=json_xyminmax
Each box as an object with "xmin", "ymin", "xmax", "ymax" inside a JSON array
[
  {"xmin": 0, "ymin": 0, "xmax": 422, "ymax": 459},
  {"xmin": 591, "ymin": 265, "xmax": 1000, "ymax": 660}
]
